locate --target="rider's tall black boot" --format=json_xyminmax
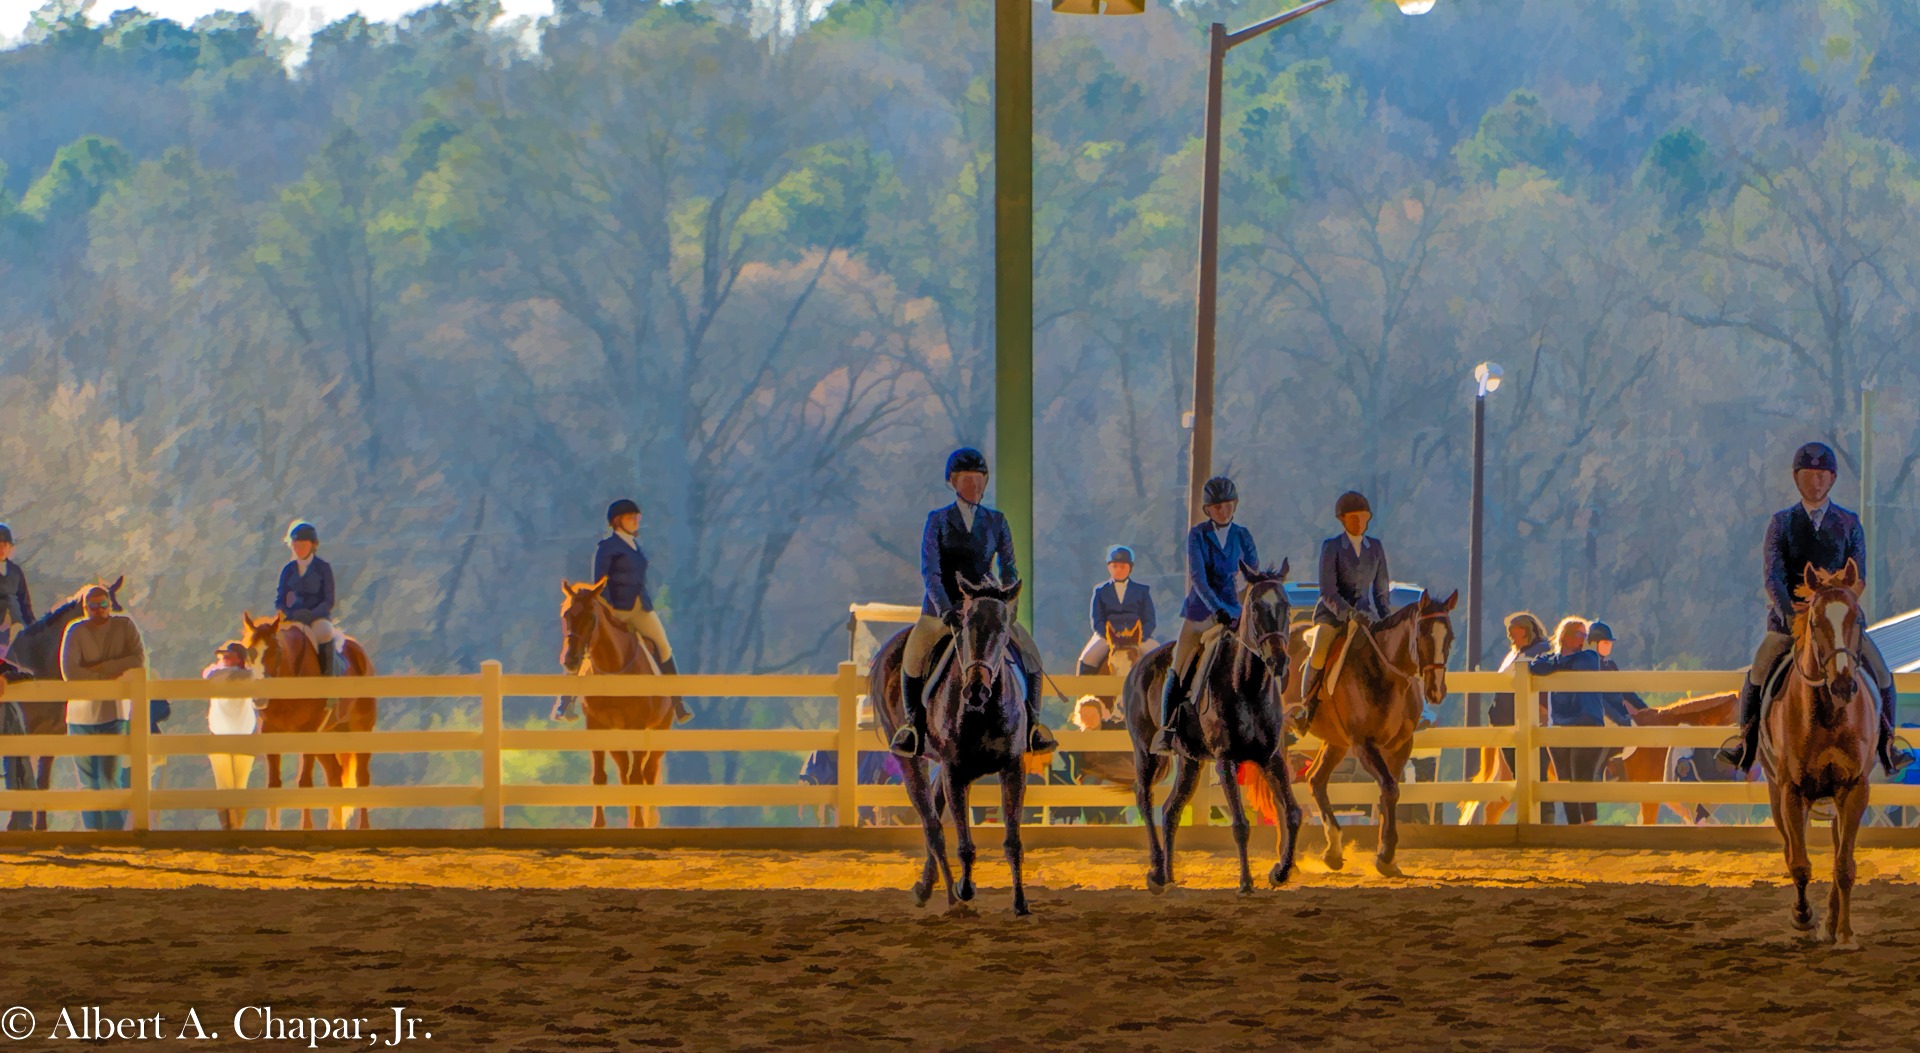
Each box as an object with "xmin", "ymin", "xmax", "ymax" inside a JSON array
[
  {"xmin": 659, "ymin": 656, "xmax": 692, "ymax": 724},
  {"xmin": 1717, "ymin": 679, "xmax": 1763, "ymax": 773},
  {"xmin": 1076, "ymin": 660, "xmax": 1100, "ymax": 677},
  {"xmin": 1025, "ymin": 670, "xmax": 1057, "ymax": 753},
  {"xmin": 317, "ymin": 641, "xmax": 349, "ymax": 725},
  {"xmin": 1877, "ymin": 681, "xmax": 1912, "ymax": 777},
  {"xmin": 890, "ymin": 674, "xmax": 928, "ymax": 758},
  {"xmin": 1150, "ymin": 666, "xmax": 1195, "ymax": 758}
]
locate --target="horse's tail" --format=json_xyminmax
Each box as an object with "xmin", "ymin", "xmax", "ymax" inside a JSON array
[
  {"xmin": 1237, "ymin": 762, "xmax": 1280, "ymax": 826},
  {"xmin": 1075, "ymin": 752, "xmax": 1145, "ymax": 794}
]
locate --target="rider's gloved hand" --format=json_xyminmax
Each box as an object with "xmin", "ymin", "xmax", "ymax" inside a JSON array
[
  {"xmin": 941, "ymin": 608, "xmax": 963, "ymax": 631},
  {"xmin": 1350, "ymin": 609, "xmax": 1374, "ymax": 628},
  {"xmin": 1214, "ymin": 609, "xmax": 1235, "ymax": 628}
]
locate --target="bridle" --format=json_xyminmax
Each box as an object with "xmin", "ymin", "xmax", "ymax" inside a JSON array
[
  {"xmin": 1794, "ymin": 590, "xmax": 1863, "ymax": 691},
  {"xmin": 959, "ymin": 598, "xmax": 1012, "ymax": 708},
  {"xmin": 1356, "ymin": 609, "xmax": 1451, "ymax": 696}
]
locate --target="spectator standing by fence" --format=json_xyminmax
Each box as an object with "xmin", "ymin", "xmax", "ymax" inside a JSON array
[
  {"xmin": 59, "ymin": 584, "xmax": 147, "ymax": 831},
  {"xmin": 1529, "ymin": 617, "xmax": 1635, "ymax": 826},
  {"xmin": 202, "ymin": 641, "xmax": 257, "ymax": 830}
]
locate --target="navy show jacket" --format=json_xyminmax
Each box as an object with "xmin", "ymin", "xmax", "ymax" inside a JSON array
[
  {"xmin": 1090, "ymin": 580, "xmax": 1156, "ymax": 640},
  {"xmin": 276, "ymin": 557, "xmax": 336, "ymax": 623},
  {"xmin": 1763, "ymin": 503, "xmax": 1864, "ymax": 634},
  {"xmin": 920, "ymin": 503, "xmax": 1017, "ymax": 618},
  {"xmin": 594, "ymin": 534, "xmax": 654, "ymax": 613},
  {"xmin": 1314, "ymin": 534, "xmax": 1391, "ymax": 625},
  {"xmin": 1180, "ymin": 521, "xmax": 1259, "ymax": 622}
]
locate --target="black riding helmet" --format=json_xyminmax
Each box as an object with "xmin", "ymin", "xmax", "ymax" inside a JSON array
[
  {"xmin": 0, "ymin": 523, "xmax": 12, "ymax": 546},
  {"xmin": 946, "ymin": 447, "xmax": 989, "ymax": 480},
  {"xmin": 1586, "ymin": 621, "xmax": 1614, "ymax": 643},
  {"xmin": 1793, "ymin": 441, "xmax": 1838, "ymax": 475},
  {"xmin": 1335, "ymin": 491, "xmax": 1371, "ymax": 518},
  {"xmin": 606, "ymin": 498, "xmax": 640, "ymax": 525},
  {"xmin": 1202, "ymin": 476, "xmax": 1237, "ymax": 506},
  {"xmin": 285, "ymin": 521, "xmax": 319, "ymax": 544}
]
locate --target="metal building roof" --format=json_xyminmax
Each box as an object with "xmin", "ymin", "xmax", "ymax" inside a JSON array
[{"xmin": 1869, "ymin": 609, "xmax": 1920, "ymax": 674}]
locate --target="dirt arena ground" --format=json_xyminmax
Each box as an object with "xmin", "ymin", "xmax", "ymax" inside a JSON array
[{"xmin": 6, "ymin": 845, "xmax": 1920, "ymax": 1051}]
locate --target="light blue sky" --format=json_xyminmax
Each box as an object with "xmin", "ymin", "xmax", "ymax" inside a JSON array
[{"xmin": 0, "ymin": 0, "xmax": 556, "ymax": 45}]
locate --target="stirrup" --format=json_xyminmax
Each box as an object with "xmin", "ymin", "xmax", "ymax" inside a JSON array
[
  {"xmin": 889, "ymin": 725, "xmax": 922, "ymax": 759},
  {"xmin": 1717, "ymin": 733, "xmax": 1753, "ymax": 772}
]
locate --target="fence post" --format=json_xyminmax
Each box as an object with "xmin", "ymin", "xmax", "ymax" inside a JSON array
[
  {"xmin": 480, "ymin": 661, "xmax": 504, "ymax": 830},
  {"xmin": 128, "ymin": 668, "xmax": 151, "ymax": 832},
  {"xmin": 836, "ymin": 661, "xmax": 860, "ymax": 828},
  {"xmin": 1512, "ymin": 662, "xmax": 1537, "ymax": 840}
]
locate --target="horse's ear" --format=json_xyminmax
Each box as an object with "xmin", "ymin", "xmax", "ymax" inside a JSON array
[
  {"xmin": 561, "ymin": 579, "xmax": 577, "ymax": 598},
  {"xmin": 1239, "ymin": 559, "xmax": 1258, "ymax": 581},
  {"xmin": 586, "ymin": 576, "xmax": 607, "ymax": 595},
  {"xmin": 1804, "ymin": 563, "xmax": 1823, "ymax": 590},
  {"xmin": 954, "ymin": 574, "xmax": 982, "ymax": 601},
  {"xmin": 1278, "ymin": 558, "xmax": 1290, "ymax": 582},
  {"xmin": 242, "ymin": 611, "xmax": 255, "ymax": 629},
  {"xmin": 1005, "ymin": 577, "xmax": 1023, "ymax": 606},
  {"xmin": 1843, "ymin": 559, "xmax": 1865, "ymax": 597},
  {"xmin": 108, "ymin": 575, "xmax": 124, "ymax": 594},
  {"xmin": 1440, "ymin": 589, "xmax": 1460, "ymax": 612}
]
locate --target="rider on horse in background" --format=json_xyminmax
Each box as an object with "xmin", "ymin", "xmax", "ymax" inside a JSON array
[
  {"xmin": 1150, "ymin": 475, "xmax": 1259, "ymax": 759},
  {"xmin": 1076, "ymin": 545, "xmax": 1157, "ymax": 677},
  {"xmin": 277, "ymin": 522, "xmax": 339, "ymax": 679},
  {"xmin": 590, "ymin": 499, "xmax": 691, "ymax": 725},
  {"xmin": 0, "ymin": 524, "xmax": 32, "ymax": 659},
  {"xmin": 1720, "ymin": 442, "xmax": 1912, "ymax": 777},
  {"xmin": 1293, "ymin": 491, "xmax": 1392, "ymax": 727},
  {"xmin": 889, "ymin": 447, "xmax": 1056, "ymax": 759}
]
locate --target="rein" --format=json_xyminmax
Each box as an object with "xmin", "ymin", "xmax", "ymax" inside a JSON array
[{"xmin": 1354, "ymin": 612, "xmax": 1447, "ymax": 695}]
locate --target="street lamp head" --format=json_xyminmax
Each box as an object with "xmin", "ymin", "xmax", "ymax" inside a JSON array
[
  {"xmin": 1393, "ymin": 0, "xmax": 1437, "ymax": 13},
  {"xmin": 1474, "ymin": 361, "xmax": 1504, "ymax": 397},
  {"xmin": 1052, "ymin": 0, "xmax": 1145, "ymax": 13}
]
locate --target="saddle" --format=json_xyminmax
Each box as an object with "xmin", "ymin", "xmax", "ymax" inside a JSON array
[
  {"xmin": 924, "ymin": 634, "xmax": 1027, "ymax": 709},
  {"xmin": 1305, "ymin": 627, "xmax": 1355, "ymax": 702}
]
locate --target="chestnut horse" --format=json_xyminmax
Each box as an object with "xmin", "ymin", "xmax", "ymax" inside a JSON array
[
  {"xmin": 240, "ymin": 612, "xmax": 376, "ymax": 830},
  {"xmin": 1121, "ymin": 562, "xmax": 1300, "ymax": 895},
  {"xmin": 1287, "ymin": 590, "xmax": 1457, "ymax": 877},
  {"xmin": 3, "ymin": 577, "xmax": 124, "ymax": 831},
  {"xmin": 1611, "ymin": 691, "xmax": 1740, "ymax": 825},
  {"xmin": 558, "ymin": 578, "xmax": 677, "ymax": 829},
  {"xmin": 1764, "ymin": 560, "xmax": 1876, "ymax": 948}
]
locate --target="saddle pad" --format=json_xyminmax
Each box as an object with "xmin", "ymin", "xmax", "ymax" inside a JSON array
[{"xmin": 1318, "ymin": 631, "xmax": 1353, "ymax": 701}]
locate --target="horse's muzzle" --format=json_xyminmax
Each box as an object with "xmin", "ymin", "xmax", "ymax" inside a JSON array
[{"xmin": 962, "ymin": 663, "xmax": 997, "ymax": 709}]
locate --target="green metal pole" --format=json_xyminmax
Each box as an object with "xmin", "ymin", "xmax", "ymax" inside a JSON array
[{"xmin": 995, "ymin": 0, "xmax": 1035, "ymax": 628}]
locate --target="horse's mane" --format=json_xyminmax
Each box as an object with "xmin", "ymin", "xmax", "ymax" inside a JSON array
[
  {"xmin": 1631, "ymin": 691, "xmax": 1737, "ymax": 726},
  {"xmin": 1375, "ymin": 599, "xmax": 1423, "ymax": 633},
  {"xmin": 1790, "ymin": 580, "xmax": 1861, "ymax": 642}
]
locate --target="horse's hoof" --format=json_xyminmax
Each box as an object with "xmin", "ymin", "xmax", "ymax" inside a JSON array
[
  {"xmin": 1269, "ymin": 863, "xmax": 1292, "ymax": 888},
  {"xmin": 1238, "ymin": 882, "xmax": 1255, "ymax": 897},
  {"xmin": 1374, "ymin": 860, "xmax": 1404, "ymax": 879},
  {"xmin": 1146, "ymin": 873, "xmax": 1169, "ymax": 896},
  {"xmin": 1322, "ymin": 852, "xmax": 1345, "ymax": 872},
  {"xmin": 1013, "ymin": 902, "xmax": 1033, "ymax": 917},
  {"xmin": 957, "ymin": 880, "xmax": 975, "ymax": 902},
  {"xmin": 1792, "ymin": 912, "xmax": 1816, "ymax": 933},
  {"xmin": 912, "ymin": 884, "xmax": 931, "ymax": 908},
  {"xmin": 1833, "ymin": 936, "xmax": 1861, "ymax": 952}
]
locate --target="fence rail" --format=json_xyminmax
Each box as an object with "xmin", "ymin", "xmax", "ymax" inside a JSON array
[{"xmin": 2, "ymin": 664, "xmax": 1917, "ymax": 833}]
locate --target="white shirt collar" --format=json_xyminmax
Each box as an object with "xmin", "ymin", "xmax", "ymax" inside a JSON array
[
  {"xmin": 956, "ymin": 500, "xmax": 977, "ymax": 532},
  {"xmin": 614, "ymin": 530, "xmax": 639, "ymax": 549},
  {"xmin": 1802, "ymin": 500, "xmax": 1830, "ymax": 526},
  {"xmin": 1346, "ymin": 532, "xmax": 1366, "ymax": 555},
  {"xmin": 1112, "ymin": 579, "xmax": 1129, "ymax": 602},
  {"xmin": 1212, "ymin": 521, "xmax": 1232, "ymax": 546},
  {"xmin": 295, "ymin": 556, "xmax": 313, "ymax": 574}
]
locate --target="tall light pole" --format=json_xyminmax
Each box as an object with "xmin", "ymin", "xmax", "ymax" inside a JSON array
[
  {"xmin": 1185, "ymin": 0, "xmax": 1438, "ymax": 524},
  {"xmin": 1467, "ymin": 361, "xmax": 1502, "ymax": 746},
  {"xmin": 1862, "ymin": 381, "xmax": 1876, "ymax": 622}
]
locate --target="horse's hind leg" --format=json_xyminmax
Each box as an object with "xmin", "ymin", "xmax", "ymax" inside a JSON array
[
  {"xmin": 1001, "ymin": 764, "xmax": 1032, "ymax": 916},
  {"xmin": 265, "ymin": 753, "xmax": 283, "ymax": 831},
  {"xmin": 1155, "ymin": 757, "xmax": 1205, "ymax": 892},
  {"xmin": 1260, "ymin": 752, "xmax": 1304, "ymax": 888},
  {"xmin": 637, "ymin": 751, "xmax": 663, "ymax": 830},
  {"xmin": 1136, "ymin": 751, "xmax": 1169, "ymax": 891},
  {"xmin": 948, "ymin": 771, "xmax": 977, "ymax": 905},
  {"xmin": 353, "ymin": 752, "xmax": 372, "ymax": 830},
  {"xmin": 590, "ymin": 749, "xmax": 608, "ymax": 829},
  {"xmin": 297, "ymin": 753, "xmax": 319, "ymax": 831},
  {"xmin": 1216, "ymin": 758, "xmax": 1254, "ymax": 895},
  {"xmin": 1308, "ymin": 743, "xmax": 1349, "ymax": 871},
  {"xmin": 34, "ymin": 755, "xmax": 52, "ymax": 831},
  {"xmin": 1355, "ymin": 742, "xmax": 1404, "ymax": 877},
  {"xmin": 312, "ymin": 753, "xmax": 345, "ymax": 830},
  {"xmin": 1827, "ymin": 781, "xmax": 1868, "ymax": 949}
]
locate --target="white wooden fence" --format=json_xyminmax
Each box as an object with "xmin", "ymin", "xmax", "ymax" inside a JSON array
[{"xmin": 1, "ymin": 665, "xmax": 1916, "ymax": 832}]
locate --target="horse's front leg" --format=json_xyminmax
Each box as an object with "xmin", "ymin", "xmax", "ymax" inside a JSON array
[
  {"xmin": 608, "ymin": 750, "xmax": 635, "ymax": 829},
  {"xmin": 34, "ymin": 754, "xmax": 53, "ymax": 831},
  {"xmin": 1260, "ymin": 751, "xmax": 1304, "ymax": 887},
  {"xmin": 590, "ymin": 749, "xmax": 608, "ymax": 829},
  {"xmin": 1355, "ymin": 742, "xmax": 1405, "ymax": 877},
  {"xmin": 638, "ymin": 751, "xmax": 663, "ymax": 830},
  {"xmin": 901, "ymin": 757, "xmax": 951, "ymax": 907},
  {"xmin": 948, "ymin": 771, "xmax": 977, "ymax": 905},
  {"xmin": 1308, "ymin": 743, "xmax": 1349, "ymax": 871},
  {"xmin": 297, "ymin": 753, "xmax": 316, "ymax": 831},
  {"xmin": 1001, "ymin": 763, "xmax": 1031, "ymax": 916},
  {"xmin": 264, "ymin": 753, "xmax": 282, "ymax": 831},
  {"xmin": 1153, "ymin": 757, "xmax": 1205, "ymax": 893},
  {"xmin": 1135, "ymin": 749, "xmax": 1167, "ymax": 890},
  {"xmin": 1216, "ymin": 758, "xmax": 1254, "ymax": 895},
  {"xmin": 1828, "ymin": 780, "xmax": 1869, "ymax": 949},
  {"xmin": 1771, "ymin": 780, "xmax": 1815, "ymax": 932}
]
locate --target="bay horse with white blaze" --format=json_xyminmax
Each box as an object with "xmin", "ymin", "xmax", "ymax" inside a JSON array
[
  {"xmin": 559, "ymin": 578, "xmax": 677, "ymax": 829},
  {"xmin": 241, "ymin": 612, "xmax": 376, "ymax": 830},
  {"xmin": 1765, "ymin": 560, "xmax": 1876, "ymax": 948},
  {"xmin": 1287, "ymin": 590, "xmax": 1457, "ymax": 877},
  {"xmin": 871, "ymin": 574, "xmax": 1038, "ymax": 915},
  {"xmin": 1122, "ymin": 561, "xmax": 1300, "ymax": 894}
]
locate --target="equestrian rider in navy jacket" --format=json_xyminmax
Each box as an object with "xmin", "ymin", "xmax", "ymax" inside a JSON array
[
  {"xmin": 588, "ymin": 499, "xmax": 690, "ymax": 723},
  {"xmin": 0, "ymin": 523, "xmax": 32, "ymax": 655},
  {"xmin": 276, "ymin": 522, "xmax": 338, "ymax": 675},
  {"xmin": 1720, "ymin": 442, "xmax": 1910, "ymax": 776},
  {"xmin": 1150, "ymin": 476, "xmax": 1259, "ymax": 758},
  {"xmin": 1295, "ymin": 491, "xmax": 1392, "ymax": 724},
  {"xmin": 890, "ymin": 448, "xmax": 1055, "ymax": 759},
  {"xmin": 1076, "ymin": 545, "xmax": 1158, "ymax": 676}
]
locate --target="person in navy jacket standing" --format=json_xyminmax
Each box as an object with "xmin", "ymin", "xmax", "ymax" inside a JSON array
[
  {"xmin": 1075, "ymin": 545, "xmax": 1158, "ymax": 676},
  {"xmin": 1294, "ymin": 491, "xmax": 1392, "ymax": 725},
  {"xmin": 890, "ymin": 447, "xmax": 1055, "ymax": 759},
  {"xmin": 589, "ymin": 498, "xmax": 691, "ymax": 724},
  {"xmin": 1720, "ymin": 442, "xmax": 1910, "ymax": 776},
  {"xmin": 1150, "ymin": 476, "xmax": 1258, "ymax": 758}
]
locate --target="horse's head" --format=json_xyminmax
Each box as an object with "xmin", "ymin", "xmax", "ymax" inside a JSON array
[
  {"xmin": 240, "ymin": 611, "xmax": 286, "ymax": 672},
  {"xmin": 1238, "ymin": 559, "xmax": 1293, "ymax": 684},
  {"xmin": 954, "ymin": 574, "xmax": 1020, "ymax": 709},
  {"xmin": 1794, "ymin": 561, "xmax": 1868, "ymax": 697},
  {"xmin": 559, "ymin": 577, "xmax": 609, "ymax": 674},
  {"xmin": 1413, "ymin": 589, "xmax": 1459, "ymax": 703},
  {"xmin": 1104, "ymin": 622, "xmax": 1145, "ymax": 678}
]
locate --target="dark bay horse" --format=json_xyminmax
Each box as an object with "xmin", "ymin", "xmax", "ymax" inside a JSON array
[
  {"xmin": 1286, "ymin": 590, "xmax": 1456, "ymax": 877},
  {"xmin": 1122, "ymin": 561, "xmax": 1300, "ymax": 895},
  {"xmin": 559, "ymin": 578, "xmax": 678, "ymax": 829},
  {"xmin": 871, "ymin": 574, "xmax": 1037, "ymax": 915},
  {"xmin": 241, "ymin": 612, "xmax": 376, "ymax": 831},
  {"xmin": 1765, "ymin": 561, "xmax": 1876, "ymax": 948},
  {"xmin": 2, "ymin": 577, "xmax": 124, "ymax": 831}
]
